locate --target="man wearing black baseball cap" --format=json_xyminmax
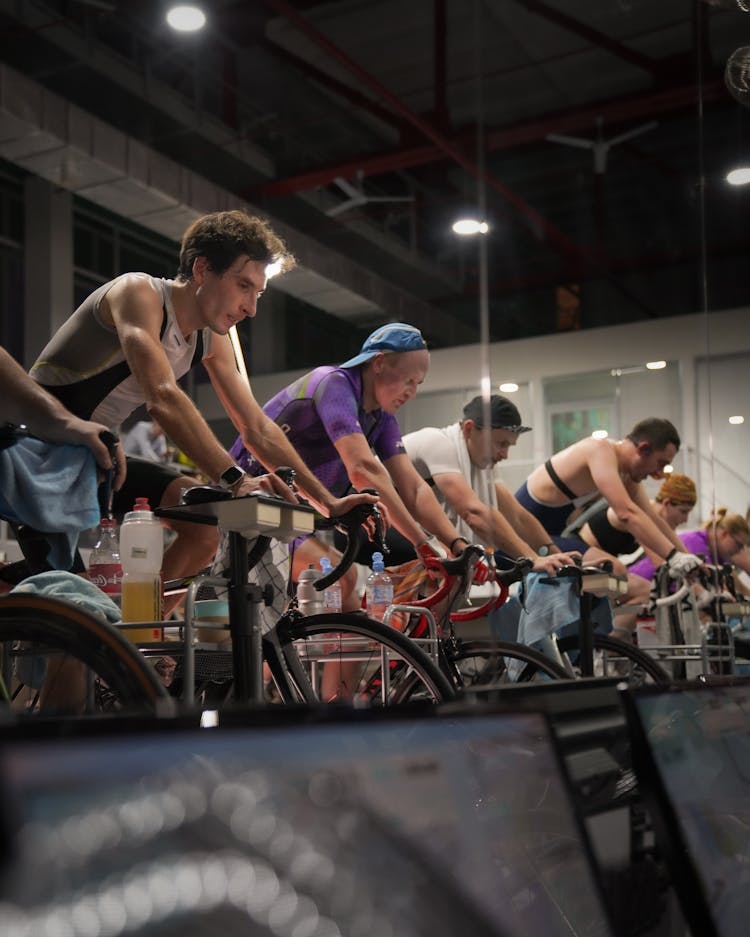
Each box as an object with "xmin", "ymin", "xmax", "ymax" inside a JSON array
[
  {"xmin": 460, "ymin": 395, "xmax": 532, "ymax": 439},
  {"xmin": 402, "ymin": 394, "xmax": 577, "ymax": 573}
]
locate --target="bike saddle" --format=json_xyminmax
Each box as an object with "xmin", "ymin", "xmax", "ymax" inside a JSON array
[{"xmin": 181, "ymin": 485, "xmax": 232, "ymax": 505}]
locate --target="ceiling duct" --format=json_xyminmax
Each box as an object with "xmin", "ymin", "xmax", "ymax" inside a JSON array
[{"xmin": 0, "ymin": 63, "xmax": 462, "ymax": 336}]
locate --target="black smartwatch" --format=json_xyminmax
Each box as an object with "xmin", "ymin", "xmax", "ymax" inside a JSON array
[
  {"xmin": 537, "ymin": 543, "xmax": 554, "ymax": 557},
  {"xmin": 218, "ymin": 465, "xmax": 246, "ymax": 490}
]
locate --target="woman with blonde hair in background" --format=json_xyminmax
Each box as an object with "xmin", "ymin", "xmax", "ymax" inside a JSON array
[{"xmin": 629, "ymin": 506, "xmax": 750, "ymax": 586}]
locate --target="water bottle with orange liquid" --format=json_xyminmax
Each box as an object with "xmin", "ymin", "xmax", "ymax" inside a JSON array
[{"xmin": 120, "ymin": 497, "xmax": 164, "ymax": 643}]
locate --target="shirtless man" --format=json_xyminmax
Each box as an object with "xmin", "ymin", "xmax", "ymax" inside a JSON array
[{"xmin": 515, "ymin": 418, "xmax": 703, "ymax": 590}]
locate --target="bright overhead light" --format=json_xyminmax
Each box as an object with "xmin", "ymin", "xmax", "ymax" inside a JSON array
[
  {"xmin": 452, "ymin": 219, "xmax": 489, "ymax": 235},
  {"xmin": 727, "ymin": 167, "xmax": 750, "ymax": 186},
  {"xmin": 729, "ymin": 415, "xmax": 745, "ymax": 425},
  {"xmin": 166, "ymin": 5, "xmax": 206, "ymax": 32},
  {"xmin": 499, "ymin": 382, "xmax": 518, "ymax": 393},
  {"xmin": 265, "ymin": 260, "xmax": 282, "ymax": 279},
  {"xmin": 591, "ymin": 430, "xmax": 609, "ymax": 439},
  {"xmin": 663, "ymin": 464, "xmax": 674, "ymax": 474},
  {"xmin": 646, "ymin": 360, "xmax": 667, "ymax": 370}
]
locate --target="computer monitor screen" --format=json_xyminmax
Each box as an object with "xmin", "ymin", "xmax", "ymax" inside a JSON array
[
  {"xmin": 624, "ymin": 682, "xmax": 750, "ymax": 937},
  {"xmin": 0, "ymin": 709, "xmax": 613, "ymax": 937}
]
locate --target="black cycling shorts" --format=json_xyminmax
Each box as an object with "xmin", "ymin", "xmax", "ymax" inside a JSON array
[{"xmin": 112, "ymin": 457, "xmax": 192, "ymax": 518}]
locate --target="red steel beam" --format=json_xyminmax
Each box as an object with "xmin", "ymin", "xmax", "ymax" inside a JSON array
[
  {"xmin": 262, "ymin": 39, "xmax": 413, "ymax": 136},
  {"xmin": 257, "ymin": 78, "xmax": 726, "ymax": 197},
  {"xmin": 260, "ymin": 0, "xmax": 584, "ymax": 262}
]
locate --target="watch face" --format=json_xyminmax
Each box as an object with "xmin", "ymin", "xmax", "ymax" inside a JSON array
[
  {"xmin": 220, "ymin": 466, "xmax": 244, "ymax": 487},
  {"xmin": 538, "ymin": 544, "xmax": 550, "ymax": 556}
]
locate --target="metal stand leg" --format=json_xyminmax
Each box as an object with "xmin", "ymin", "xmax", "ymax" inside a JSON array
[
  {"xmin": 579, "ymin": 591, "xmax": 595, "ymax": 677},
  {"xmin": 228, "ymin": 531, "xmax": 264, "ymax": 704}
]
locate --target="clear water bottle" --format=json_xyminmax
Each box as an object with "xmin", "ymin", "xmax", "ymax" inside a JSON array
[
  {"xmin": 88, "ymin": 517, "xmax": 122, "ymax": 606},
  {"xmin": 120, "ymin": 497, "xmax": 164, "ymax": 642},
  {"xmin": 319, "ymin": 557, "xmax": 342, "ymax": 614},
  {"xmin": 297, "ymin": 564, "xmax": 323, "ymax": 617},
  {"xmin": 366, "ymin": 551, "xmax": 393, "ymax": 622}
]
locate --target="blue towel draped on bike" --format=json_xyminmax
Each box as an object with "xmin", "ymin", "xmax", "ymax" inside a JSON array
[
  {"xmin": 490, "ymin": 571, "xmax": 613, "ymax": 680},
  {"xmin": 0, "ymin": 437, "xmax": 100, "ymax": 569}
]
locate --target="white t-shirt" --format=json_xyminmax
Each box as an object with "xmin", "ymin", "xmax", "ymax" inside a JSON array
[{"xmin": 403, "ymin": 423, "xmax": 495, "ymax": 544}]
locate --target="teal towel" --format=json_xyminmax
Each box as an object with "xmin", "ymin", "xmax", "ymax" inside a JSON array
[
  {"xmin": 12, "ymin": 570, "xmax": 121, "ymax": 623},
  {"xmin": 0, "ymin": 438, "xmax": 99, "ymax": 569}
]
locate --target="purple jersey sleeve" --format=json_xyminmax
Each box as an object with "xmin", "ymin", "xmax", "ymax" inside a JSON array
[
  {"xmin": 312, "ymin": 370, "xmax": 366, "ymax": 443},
  {"xmin": 628, "ymin": 527, "xmax": 710, "ymax": 580},
  {"xmin": 312, "ymin": 369, "xmax": 403, "ymax": 461}
]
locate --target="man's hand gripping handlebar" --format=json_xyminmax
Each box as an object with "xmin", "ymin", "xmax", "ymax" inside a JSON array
[
  {"xmin": 313, "ymin": 487, "xmax": 387, "ymax": 592},
  {"xmin": 97, "ymin": 430, "xmax": 120, "ymax": 518}
]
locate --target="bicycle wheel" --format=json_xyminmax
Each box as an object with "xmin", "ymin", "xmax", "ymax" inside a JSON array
[
  {"xmin": 550, "ymin": 633, "xmax": 670, "ymax": 685},
  {"xmin": 0, "ymin": 594, "xmax": 171, "ymax": 715},
  {"xmin": 386, "ymin": 638, "xmax": 571, "ymax": 704},
  {"xmin": 448, "ymin": 639, "xmax": 572, "ymax": 685},
  {"xmin": 271, "ymin": 612, "xmax": 455, "ymax": 705}
]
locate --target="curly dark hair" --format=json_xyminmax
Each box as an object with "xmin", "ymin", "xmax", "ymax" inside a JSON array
[{"xmin": 177, "ymin": 210, "xmax": 296, "ymax": 280}]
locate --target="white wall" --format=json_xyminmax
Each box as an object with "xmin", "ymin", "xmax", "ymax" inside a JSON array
[{"xmin": 198, "ymin": 306, "xmax": 749, "ymax": 517}]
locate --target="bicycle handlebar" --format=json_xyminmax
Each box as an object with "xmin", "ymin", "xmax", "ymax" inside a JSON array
[
  {"xmin": 314, "ymin": 490, "xmax": 386, "ymax": 591},
  {"xmin": 268, "ymin": 468, "xmax": 385, "ymax": 592},
  {"xmin": 97, "ymin": 429, "xmax": 119, "ymax": 518},
  {"xmin": 653, "ymin": 582, "xmax": 692, "ymax": 606}
]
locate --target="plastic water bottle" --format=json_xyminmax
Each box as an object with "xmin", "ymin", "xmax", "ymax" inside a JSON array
[
  {"xmin": 366, "ymin": 552, "xmax": 393, "ymax": 622},
  {"xmin": 297, "ymin": 564, "xmax": 323, "ymax": 617},
  {"xmin": 88, "ymin": 517, "xmax": 122, "ymax": 606},
  {"xmin": 119, "ymin": 497, "xmax": 164, "ymax": 642},
  {"xmin": 319, "ymin": 557, "xmax": 342, "ymax": 614}
]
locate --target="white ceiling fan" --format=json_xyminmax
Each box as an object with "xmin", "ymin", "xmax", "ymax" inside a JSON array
[
  {"xmin": 546, "ymin": 117, "xmax": 659, "ymax": 174},
  {"xmin": 325, "ymin": 170, "xmax": 415, "ymax": 217}
]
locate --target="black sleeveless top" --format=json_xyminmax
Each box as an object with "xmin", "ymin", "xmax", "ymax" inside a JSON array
[{"xmin": 587, "ymin": 505, "xmax": 639, "ymax": 556}]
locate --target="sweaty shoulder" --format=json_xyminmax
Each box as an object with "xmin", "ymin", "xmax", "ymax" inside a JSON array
[{"xmin": 101, "ymin": 273, "xmax": 164, "ymax": 324}]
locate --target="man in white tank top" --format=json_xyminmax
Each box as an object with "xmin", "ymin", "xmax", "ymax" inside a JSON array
[{"xmin": 31, "ymin": 210, "xmax": 376, "ymax": 601}]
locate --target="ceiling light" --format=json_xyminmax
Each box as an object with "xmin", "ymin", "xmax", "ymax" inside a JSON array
[
  {"xmin": 591, "ymin": 430, "xmax": 609, "ymax": 439},
  {"xmin": 265, "ymin": 260, "xmax": 282, "ymax": 279},
  {"xmin": 166, "ymin": 5, "xmax": 206, "ymax": 32},
  {"xmin": 646, "ymin": 360, "xmax": 667, "ymax": 370},
  {"xmin": 727, "ymin": 167, "xmax": 750, "ymax": 186},
  {"xmin": 452, "ymin": 219, "xmax": 489, "ymax": 235},
  {"xmin": 499, "ymin": 382, "xmax": 518, "ymax": 393},
  {"xmin": 729, "ymin": 415, "xmax": 745, "ymax": 425}
]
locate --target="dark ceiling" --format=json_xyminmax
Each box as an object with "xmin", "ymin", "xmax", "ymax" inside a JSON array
[{"xmin": 0, "ymin": 0, "xmax": 748, "ymax": 355}]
